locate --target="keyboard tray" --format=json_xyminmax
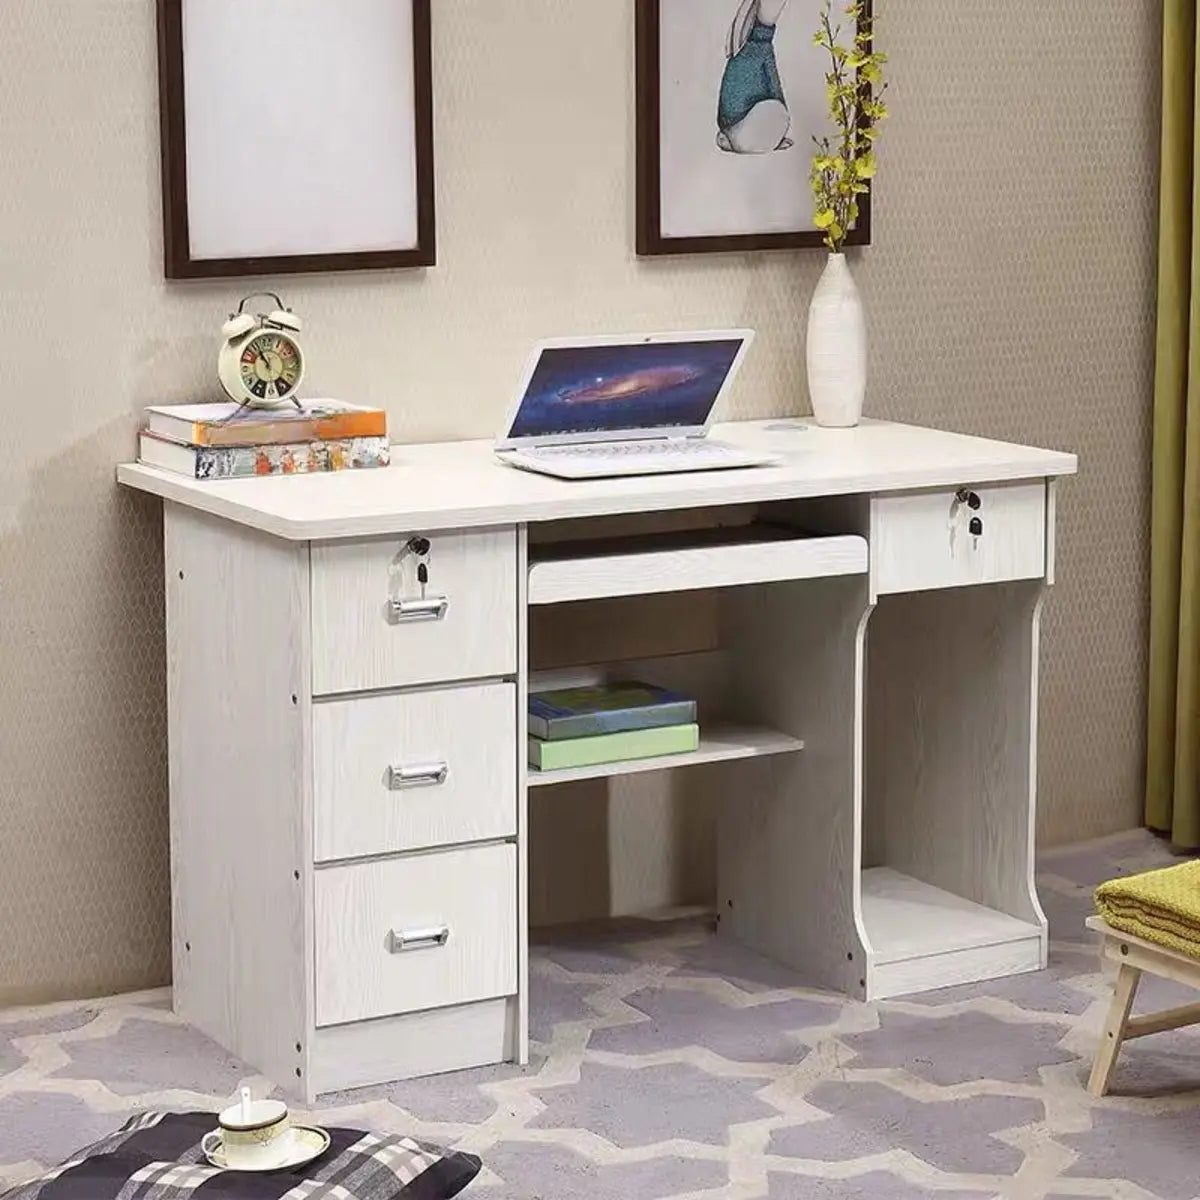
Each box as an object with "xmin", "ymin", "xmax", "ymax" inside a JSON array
[{"xmin": 527, "ymin": 524, "xmax": 868, "ymax": 605}]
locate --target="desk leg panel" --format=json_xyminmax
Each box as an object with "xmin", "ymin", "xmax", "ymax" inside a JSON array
[
  {"xmin": 515, "ymin": 525, "xmax": 530, "ymax": 1064},
  {"xmin": 717, "ymin": 575, "xmax": 873, "ymax": 998},
  {"xmin": 165, "ymin": 505, "xmax": 312, "ymax": 1097}
]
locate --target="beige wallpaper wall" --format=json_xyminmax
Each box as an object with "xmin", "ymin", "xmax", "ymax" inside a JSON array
[{"xmin": 0, "ymin": 0, "xmax": 1159, "ymax": 1004}]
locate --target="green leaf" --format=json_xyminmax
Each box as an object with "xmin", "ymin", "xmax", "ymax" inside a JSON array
[
  {"xmin": 813, "ymin": 209, "xmax": 837, "ymax": 229},
  {"xmin": 855, "ymin": 152, "xmax": 877, "ymax": 179}
]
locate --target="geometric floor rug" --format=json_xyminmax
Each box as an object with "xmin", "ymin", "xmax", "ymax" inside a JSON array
[{"xmin": 2, "ymin": 830, "xmax": 1198, "ymax": 1200}]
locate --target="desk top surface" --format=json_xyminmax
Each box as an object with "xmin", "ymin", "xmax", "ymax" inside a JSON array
[{"xmin": 117, "ymin": 419, "xmax": 1077, "ymax": 541}]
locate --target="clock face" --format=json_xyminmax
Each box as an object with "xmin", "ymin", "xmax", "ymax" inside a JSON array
[{"xmin": 239, "ymin": 332, "xmax": 302, "ymax": 403}]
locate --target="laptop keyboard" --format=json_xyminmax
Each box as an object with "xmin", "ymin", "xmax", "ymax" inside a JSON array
[
  {"xmin": 504, "ymin": 438, "xmax": 777, "ymax": 477},
  {"xmin": 521, "ymin": 440, "xmax": 738, "ymax": 460}
]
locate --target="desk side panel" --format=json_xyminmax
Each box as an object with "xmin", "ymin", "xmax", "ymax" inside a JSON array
[
  {"xmin": 718, "ymin": 575, "xmax": 872, "ymax": 997},
  {"xmin": 165, "ymin": 505, "xmax": 312, "ymax": 1096},
  {"xmin": 515, "ymin": 524, "xmax": 530, "ymax": 1064}
]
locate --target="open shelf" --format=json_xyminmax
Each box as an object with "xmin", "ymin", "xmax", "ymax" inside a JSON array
[
  {"xmin": 860, "ymin": 867, "xmax": 1043, "ymax": 998},
  {"xmin": 527, "ymin": 723, "xmax": 803, "ymax": 787}
]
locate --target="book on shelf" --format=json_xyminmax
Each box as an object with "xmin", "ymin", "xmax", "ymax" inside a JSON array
[
  {"xmin": 144, "ymin": 400, "xmax": 387, "ymax": 448},
  {"xmin": 528, "ymin": 723, "xmax": 700, "ymax": 772},
  {"xmin": 528, "ymin": 680, "xmax": 697, "ymax": 741},
  {"xmin": 139, "ymin": 432, "xmax": 390, "ymax": 480}
]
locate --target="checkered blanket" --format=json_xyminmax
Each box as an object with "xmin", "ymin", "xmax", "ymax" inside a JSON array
[{"xmin": 0, "ymin": 1112, "xmax": 480, "ymax": 1200}]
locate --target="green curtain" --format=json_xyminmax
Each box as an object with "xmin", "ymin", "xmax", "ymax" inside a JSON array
[{"xmin": 1147, "ymin": 0, "xmax": 1200, "ymax": 848}]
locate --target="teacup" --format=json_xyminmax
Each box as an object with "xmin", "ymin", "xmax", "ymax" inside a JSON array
[{"xmin": 202, "ymin": 1088, "xmax": 292, "ymax": 1170}]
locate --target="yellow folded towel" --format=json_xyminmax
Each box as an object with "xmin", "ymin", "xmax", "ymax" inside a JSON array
[{"xmin": 1094, "ymin": 859, "xmax": 1200, "ymax": 959}]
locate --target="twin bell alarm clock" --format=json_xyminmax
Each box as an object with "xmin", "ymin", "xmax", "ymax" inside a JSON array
[{"xmin": 218, "ymin": 292, "xmax": 305, "ymax": 409}]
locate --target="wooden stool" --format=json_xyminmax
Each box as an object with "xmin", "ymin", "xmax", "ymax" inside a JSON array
[{"xmin": 1086, "ymin": 915, "xmax": 1200, "ymax": 1096}]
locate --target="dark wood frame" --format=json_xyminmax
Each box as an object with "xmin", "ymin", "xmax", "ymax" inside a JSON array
[
  {"xmin": 157, "ymin": 0, "xmax": 436, "ymax": 279},
  {"xmin": 635, "ymin": 0, "xmax": 872, "ymax": 257}
]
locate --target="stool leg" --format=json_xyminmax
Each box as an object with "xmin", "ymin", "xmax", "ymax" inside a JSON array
[{"xmin": 1088, "ymin": 962, "xmax": 1141, "ymax": 1098}]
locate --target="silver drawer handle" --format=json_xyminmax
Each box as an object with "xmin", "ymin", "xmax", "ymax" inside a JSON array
[
  {"xmin": 388, "ymin": 925, "xmax": 450, "ymax": 953},
  {"xmin": 386, "ymin": 761, "xmax": 449, "ymax": 790},
  {"xmin": 388, "ymin": 596, "xmax": 449, "ymax": 624}
]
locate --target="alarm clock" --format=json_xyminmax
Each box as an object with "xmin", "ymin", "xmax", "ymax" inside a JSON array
[{"xmin": 218, "ymin": 292, "xmax": 305, "ymax": 409}]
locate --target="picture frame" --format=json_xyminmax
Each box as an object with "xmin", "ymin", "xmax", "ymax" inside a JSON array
[
  {"xmin": 636, "ymin": 0, "xmax": 872, "ymax": 257},
  {"xmin": 157, "ymin": 0, "xmax": 436, "ymax": 279}
]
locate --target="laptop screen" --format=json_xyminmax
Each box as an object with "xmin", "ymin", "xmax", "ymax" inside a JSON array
[{"xmin": 505, "ymin": 337, "xmax": 746, "ymax": 441}]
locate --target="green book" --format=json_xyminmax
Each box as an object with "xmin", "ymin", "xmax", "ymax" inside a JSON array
[{"xmin": 528, "ymin": 723, "xmax": 700, "ymax": 772}]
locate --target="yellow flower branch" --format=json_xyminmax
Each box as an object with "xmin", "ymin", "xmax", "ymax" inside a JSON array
[{"xmin": 810, "ymin": 1, "xmax": 888, "ymax": 253}]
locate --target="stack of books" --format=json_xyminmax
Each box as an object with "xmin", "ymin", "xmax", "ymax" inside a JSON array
[
  {"xmin": 138, "ymin": 400, "xmax": 390, "ymax": 479},
  {"xmin": 527, "ymin": 680, "xmax": 699, "ymax": 772}
]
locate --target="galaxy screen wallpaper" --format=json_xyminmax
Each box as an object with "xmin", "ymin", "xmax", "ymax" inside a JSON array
[{"xmin": 507, "ymin": 339, "xmax": 744, "ymax": 439}]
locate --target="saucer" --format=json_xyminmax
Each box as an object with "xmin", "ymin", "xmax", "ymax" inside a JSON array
[{"xmin": 203, "ymin": 1125, "xmax": 331, "ymax": 1172}]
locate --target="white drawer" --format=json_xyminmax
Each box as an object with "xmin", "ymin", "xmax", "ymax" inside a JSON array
[
  {"xmin": 872, "ymin": 482, "xmax": 1046, "ymax": 595},
  {"xmin": 310, "ymin": 528, "xmax": 517, "ymax": 695},
  {"xmin": 315, "ymin": 843, "xmax": 517, "ymax": 1027},
  {"xmin": 313, "ymin": 683, "xmax": 517, "ymax": 862}
]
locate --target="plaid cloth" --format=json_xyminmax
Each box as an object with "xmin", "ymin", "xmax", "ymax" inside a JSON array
[{"xmin": 0, "ymin": 1112, "xmax": 480, "ymax": 1200}]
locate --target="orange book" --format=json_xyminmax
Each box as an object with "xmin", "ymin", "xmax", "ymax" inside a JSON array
[{"xmin": 144, "ymin": 400, "xmax": 387, "ymax": 448}]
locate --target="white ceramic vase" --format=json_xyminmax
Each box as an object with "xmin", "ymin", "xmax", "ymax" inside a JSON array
[{"xmin": 805, "ymin": 252, "xmax": 867, "ymax": 428}]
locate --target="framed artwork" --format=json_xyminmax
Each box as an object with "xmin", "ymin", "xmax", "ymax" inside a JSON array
[
  {"xmin": 636, "ymin": 0, "xmax": 872, "ymax": 256},
  {"xmin": 157, "ymin": 0, "xmax": 435, "ymax": 279}
]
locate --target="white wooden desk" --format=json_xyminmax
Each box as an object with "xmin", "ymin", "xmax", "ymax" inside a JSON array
[{"xmin": 118, "ymin": 419, "xmax": 1077, "ymax": 1100}]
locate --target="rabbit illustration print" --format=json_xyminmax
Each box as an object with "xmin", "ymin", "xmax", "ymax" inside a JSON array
[
  {"xmin": 637, "ymin": 0, "xmax": 873, "ymax": 255},
  {"xmin": 717, "ymin": 0, "xmax": 793, "ymax": 154}
]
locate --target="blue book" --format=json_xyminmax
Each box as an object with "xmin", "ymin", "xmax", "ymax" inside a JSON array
[{"xmin": 528, "ymin": 681, "xmax": 697, "ymax": 741}]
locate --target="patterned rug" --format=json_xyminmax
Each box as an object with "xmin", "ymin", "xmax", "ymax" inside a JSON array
[{"xmin": 2, "ymin": 831, "xmax": 1198, "ymax": 1200}]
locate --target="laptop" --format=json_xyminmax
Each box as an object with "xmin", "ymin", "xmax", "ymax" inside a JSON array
[{"xmin": 494, "ymin": 330, "xmax": 779, "ymax": 479}]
